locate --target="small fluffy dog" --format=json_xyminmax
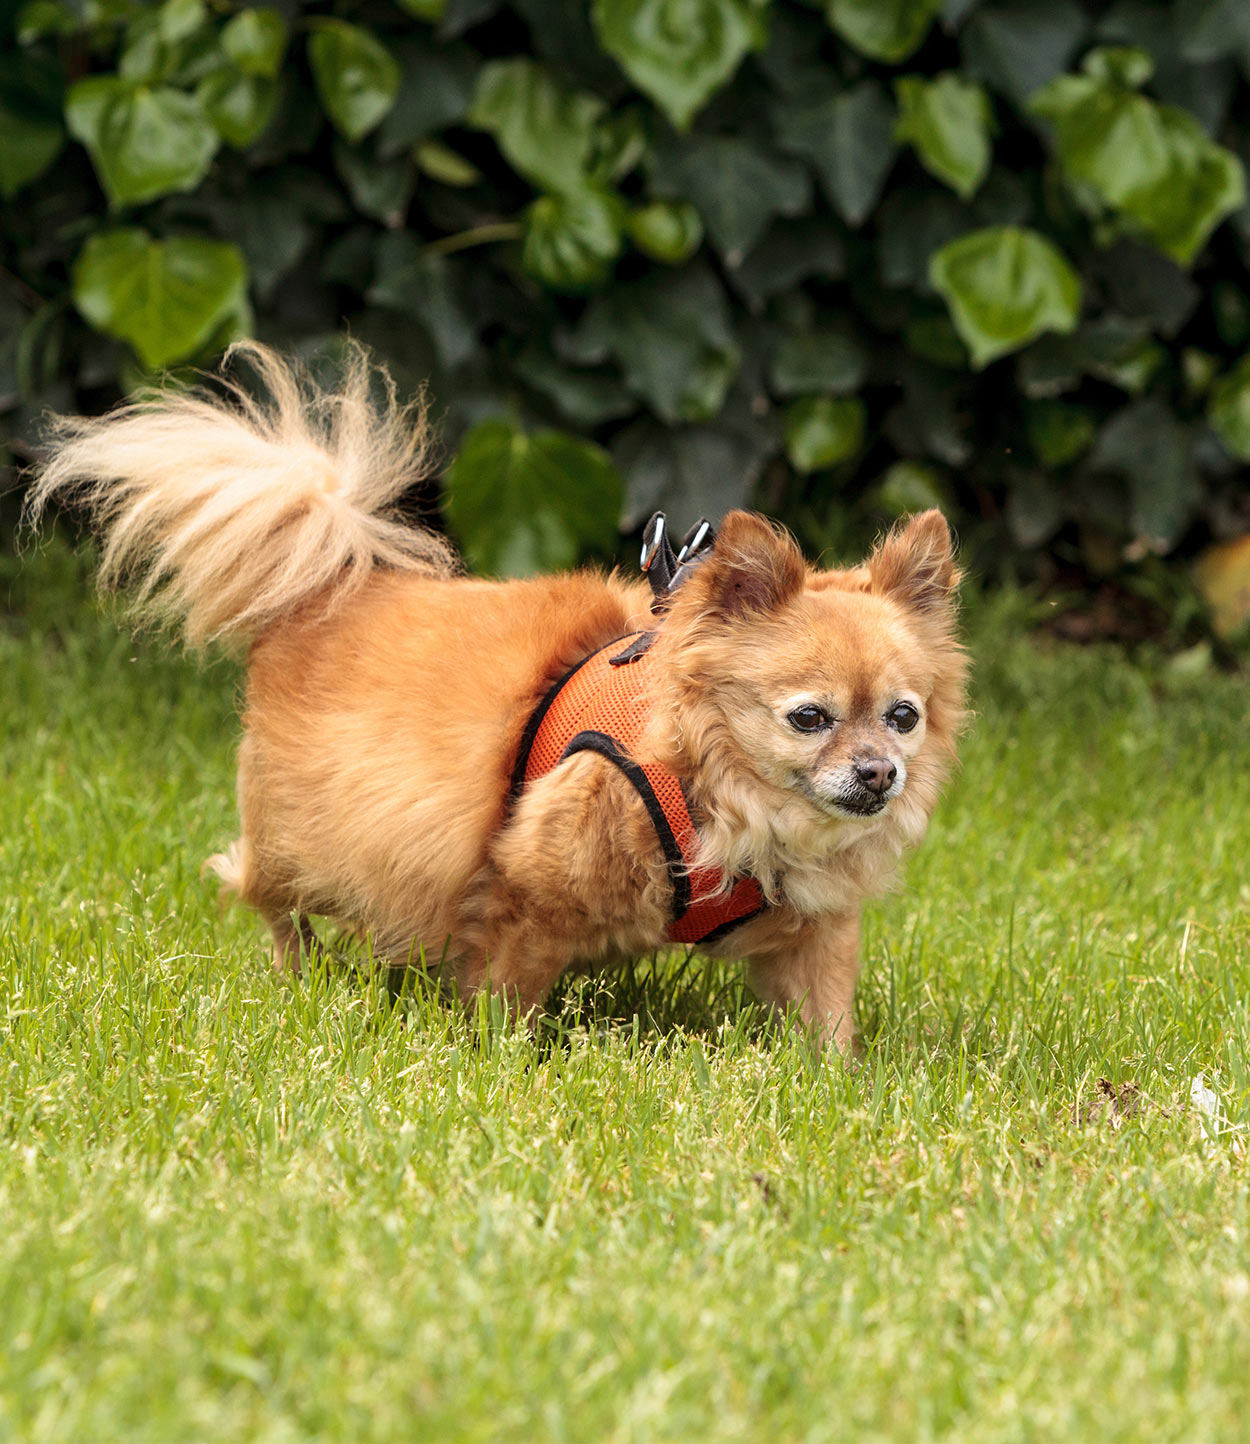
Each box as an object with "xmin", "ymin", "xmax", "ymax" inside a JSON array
[{"xmin": 30, "ymin": 343, "xmax": 967, "ymax": 1050}]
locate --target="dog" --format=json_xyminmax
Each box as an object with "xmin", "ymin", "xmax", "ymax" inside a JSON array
[{"xmin": 28, "ymin": 342, "xmax": 967, "ymax": 1051}]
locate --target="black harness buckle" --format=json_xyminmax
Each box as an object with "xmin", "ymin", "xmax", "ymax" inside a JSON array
[{"xmin": 640, "ymin": 511, "xmax": 717, "ymax": 614}]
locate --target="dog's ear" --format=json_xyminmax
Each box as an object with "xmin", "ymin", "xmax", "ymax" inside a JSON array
[
  {"xmin": 689, "ymin": 511, "xmax": 805, "ymax": 620},
  {"xmin": 867, "ymin": 510, "xmax": 958, "ymax": 614}
]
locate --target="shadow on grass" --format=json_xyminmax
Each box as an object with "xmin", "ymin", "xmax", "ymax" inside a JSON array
[{"xmin": 308, "ymin": 927, "xmax": 785, "ymax": 1053}]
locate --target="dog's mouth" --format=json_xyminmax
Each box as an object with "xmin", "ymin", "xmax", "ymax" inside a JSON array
[
  {"xmin": 796, "ymin": 776, "xmax": 894, "ymax": 820},
  {"xmin": 831, "ymin": 794, "xmax": 888, "ymax": 818}
]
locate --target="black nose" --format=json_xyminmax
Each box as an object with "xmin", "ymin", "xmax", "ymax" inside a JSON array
[{"xmin": 855, "ymin": 758, "xmax": 897, "ymax": 795}]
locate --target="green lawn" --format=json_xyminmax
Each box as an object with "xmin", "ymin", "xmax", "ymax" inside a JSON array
[{"xmin": 3, "ymin": 538, "xmax": 1250, "ymax": 1443}]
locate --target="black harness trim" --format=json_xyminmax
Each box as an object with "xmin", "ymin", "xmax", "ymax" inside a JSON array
[
  {"xmin": 559, "ymin": 729, "xmax": 692, "ymax": 923},
  {"xmin": 695, "ymin": 904, "xmax": 767, "ymax": 945},
  {"xmin": 608, "ymin": 631, "xmax": 657, "ymax": 666}
]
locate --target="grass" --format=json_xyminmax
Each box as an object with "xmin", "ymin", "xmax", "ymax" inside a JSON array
[{"xmin": 3, "ymin": 535, "xmax": 1250, "ymax": 1443}]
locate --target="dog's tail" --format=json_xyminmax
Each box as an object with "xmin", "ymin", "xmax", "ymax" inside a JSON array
[{"xmin": 25, "ymin": 340, "xmax": 456, "ymax": 647}]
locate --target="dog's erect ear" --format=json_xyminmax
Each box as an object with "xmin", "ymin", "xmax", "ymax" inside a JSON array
[
  {"xmin": 694, "ymin": 510, "xmax": 805, "ymax": 620},
  {"xmin": 868, "ymin": 510, "xmax": 958, "ymax": 614}
]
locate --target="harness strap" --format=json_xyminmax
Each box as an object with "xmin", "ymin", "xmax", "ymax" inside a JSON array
[{"xmin": 511, "ymin": 633, "xmax": 766, "ymax": 945}]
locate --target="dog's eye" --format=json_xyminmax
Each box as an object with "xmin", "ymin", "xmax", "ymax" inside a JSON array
[
  {"xmin": 787, "ymin": 704, "xmax": 830, "ymax": 733},
  {"xmin": 887, "ymin": 702, "xmax": 920, "ymax": 732}
]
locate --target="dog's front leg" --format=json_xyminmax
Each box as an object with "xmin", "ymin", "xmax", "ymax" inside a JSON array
[
  {"xmin": 454, "ymin": 753, "xmax": 672, "ymax": 1024},
  {"xmin": 452, "ymin": 896, "xmax": 580, "ymax": 1024},
  {"xmin": 746, "ymin": 910, "xmax": 863, "ymax": 1054}
]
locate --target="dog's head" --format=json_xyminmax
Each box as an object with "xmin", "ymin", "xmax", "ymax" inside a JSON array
[{"xmin": 658, "ymin": 509, "xmax": 967, "ymax": 850}]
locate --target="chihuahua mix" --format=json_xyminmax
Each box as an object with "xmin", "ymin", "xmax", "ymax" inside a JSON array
[{"xmin": 30, "ymin": 343, "xmax": 967, "ymax": 1051}]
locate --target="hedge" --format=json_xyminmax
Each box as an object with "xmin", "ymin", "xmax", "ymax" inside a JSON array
[{"xmin": 3, "ymin": 0, "xmax": 1250, "ymax": 592}]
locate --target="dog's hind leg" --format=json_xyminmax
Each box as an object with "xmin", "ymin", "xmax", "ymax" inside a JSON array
[
  {"xmin": 264, "ymin": 908, "xmax": 319, "ymax": 973},
  {"xmin": 206, "ymin": 836, "xmax": 316, "ymax": 973}
]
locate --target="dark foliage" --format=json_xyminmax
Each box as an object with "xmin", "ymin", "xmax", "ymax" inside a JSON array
[{"xmin": 3, "ymin": 0, "xmax": 1250, "ymax": 587}]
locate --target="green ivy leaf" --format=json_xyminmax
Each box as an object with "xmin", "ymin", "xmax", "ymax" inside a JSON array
[
  {"xmin": 589, "ymin": 109, "xmax": 649, "ymax": 186},
  {"xmin": 0, "ymin": 51, "xmax": 63, "ymax": 199},
  {"xmin": 469, "ymin": 59, "xmax": 603, "ymax": 195},
  {"xmin": 0, "ymin": 103, "xmax": 64, "ymax": 198},
  {"xmin": 1213, "ymin": 281, "xmax": 1250, "ymax": 348},
  {"xmin": 198, "ymin": 69, "xmax": 278, "ymax": 150},
  {"xmin": 650, "ymin": 135, "xmax": 810, "ymax": 264},
  {"xmin": 1030, "ymin": 54, "xmax": 1246, "ymax": 267},
  {"xmin": 930, "ymin": 226, "xmax": 1083, "ymax": 369},
  {"xmin": 627, "ymin": 202, "xmax": 704, "ymax": 265},
  {"xmin": 592, "ymin": 0, "xmax": 767, "ymax": 132},
  {"xmin": 1003, "ymin": 469, "xmax": 1064, "ymax": 549},
  {"xmin": 66, "ymin": 76, "xmax": 218, "ymax": 207},
  {"xmin": 308, "ymin": 20, "xmax": 399, "ymax": 143},
  {"xmin": 118, "ymin": 0, "xmax": 216, "ymax": 87},
  {"xmin": 824, "ymin": 0, "xmax": 942, "ymax": 64},
  {"xmin": 1094, "ymin": 240, "xmax": 1200, "ymax": 340},
  {"xmin": 1047, "ymin": 318, "xmax": 1166, "ymax": 397},
  {"xmin": 159, "ymin": 0, "xmax": 205, "ymax": 44},
  {"xmin": 1024, "ymin": 399, "xmax": 1096, "ymax": 467},
  {"xmin": 884, "ymin": 359, "xmax": 971, "ymax": 465},
  {"xmin": 772, "ymin": 82, "xmax": 897, "ymax": 227},
  {"xmin": 221, "ymin": 7, "xmax": 286, "ymax": 78},
  {"xmin": 376, "ymin": 40, "xmax": 476, "ymax": 156},
  {"xmin": 415, "ymin": 139, "xmax": 481, "ymax": 187},
  {"xmin": 573, "ymin": 265, "xmax": 740, "ymax": 424},
  {"xmin": 961, "ymin": 0, "xmax": 1088, "ymax": 108},
  {"xmin": 73, "ymin": 228, "xmax": 249, "ymax": 369},
  {"xmin": 394, "ymin": 0, "xmax": 448, "ymax": 20},
  {"xmin": 1087, "ymin": 398, "xmax": 1198, "ymax": 547},
  {"xmin": 514, "ymin": 346, "xmax": 636, "ymax": 427},
  {"xmin": 1176, "ymin": 0, "xmax": 1250, "ymax": 66},
  {"xmin": 523, "ymin": 185, "xmax": 625, "ymax": 293},
  {"xmin": 15, "ymin": 0, "xmax": 69, "ymax": 41},
  {"xmin": 614, "ymin": 416, "xmax": 777, "ymax": 529},
  {"xmin": 203, "ymin": 181, "xmax": 314, "ymax": 301},
  {"xmin": 444, "ymin": 419, "xmax": 623, "ymax": 576},
  {"xmin": 878, "ymin": 460, "xmax": 951, "ymax": 517},
  {"xmin": 333, "ymin": 142, "xmax": 415, "ymax": 224},
  {"xmin": 1209, "ymin": 356, "xmax": 1250, "ymax": 461},
  {"xmin": 367, "ymin": 234, "xmax": 476, "ymax": 369},
  {"xmin": 1182, "ymin": 347, "xmax": 1220, "ymax": 399},
  {"xmin": 894, "ymin": 73, "xmax": 993, "ymax": 200},
  {"xmin": 730, "ymin": 220, "xmax": 846, "ymax": 306},
  {"xmin": 784, "ymin": 396, "xmax": 867, "ymax": 473},
  {"xmin": 1081, "ymin": 45, "xmax": 1154, "ymax": 89},
  {"xmin": 769, "ymin": 325, "xmax": 866, "ymax": 398},
  {"xmin": 903, "ymin": 311, "xmax": 968, "ymax": 368}
]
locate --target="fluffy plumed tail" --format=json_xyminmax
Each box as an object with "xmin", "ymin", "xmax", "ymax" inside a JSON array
[{"xmin": 26, "ymin": 340, "xmax": 457, "ymax": 647}]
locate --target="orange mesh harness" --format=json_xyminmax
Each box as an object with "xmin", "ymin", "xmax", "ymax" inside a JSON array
[{"xmin": 510, "ymin": 632, "xmax": 766, "ymax": 945}]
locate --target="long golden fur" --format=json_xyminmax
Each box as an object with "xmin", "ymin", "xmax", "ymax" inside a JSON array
[{"xmin": 29, "ymin": 342, "xmax": 968, "ymax": 1050}]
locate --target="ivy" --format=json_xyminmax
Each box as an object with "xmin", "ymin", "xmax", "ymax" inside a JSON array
[
  {"xmin": 1030, "ymin": 48, "xmax": 1245, "ymax": 267},
  {"xmin": 894, "ymin": 74, "xmax": 993, "ymax": 201},
  {"xmin": 444, "ymin": 420, "xmax": 623, "ymax": 575},
  {"xmin": 66, "ymin": 77, "xmax": 218, "ymax": 206},
  {"xmin": 1209, "ymin": 356, "xmax": 1250, "ymax": 461},
  {"xmin": 4, "ymin": 0, "xmax": 1250, "ymax": 589},
  {"xmin": 307, "ymin": 20, "xmax": 400, "ymax": 142},
  {"xmin": 785, "ymin": 396, "xmax": 867, "ymax": 472},
  {"xmin": 931, "ymin": 227, "xmax": 1083, "ymax": 369},
  {"xmin": 825, "ymin": 0, "xmax": 942, "ymax": 65},
  {"xmin": 220, "ymin": 8, "xmax": 286, "ymax": 77},
  {"xmin": 522, "ymin": 186, "xmax": 625, "ymax": 292},
  {"xmin": 469, "ymin": 59, "xmax": 605, "ymax": 194},
  {"xmin": 73, "ymin": 229, "xmax": 248, "ymax": 369},
  {"xmin": 592, "ymin": 0, "xmax": 768, "ymax": 131}
]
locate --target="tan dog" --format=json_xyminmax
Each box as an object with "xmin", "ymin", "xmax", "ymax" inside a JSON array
[{"xmin": 30, "ymin": 343, "xmax": 967, "ymax": 1050}]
